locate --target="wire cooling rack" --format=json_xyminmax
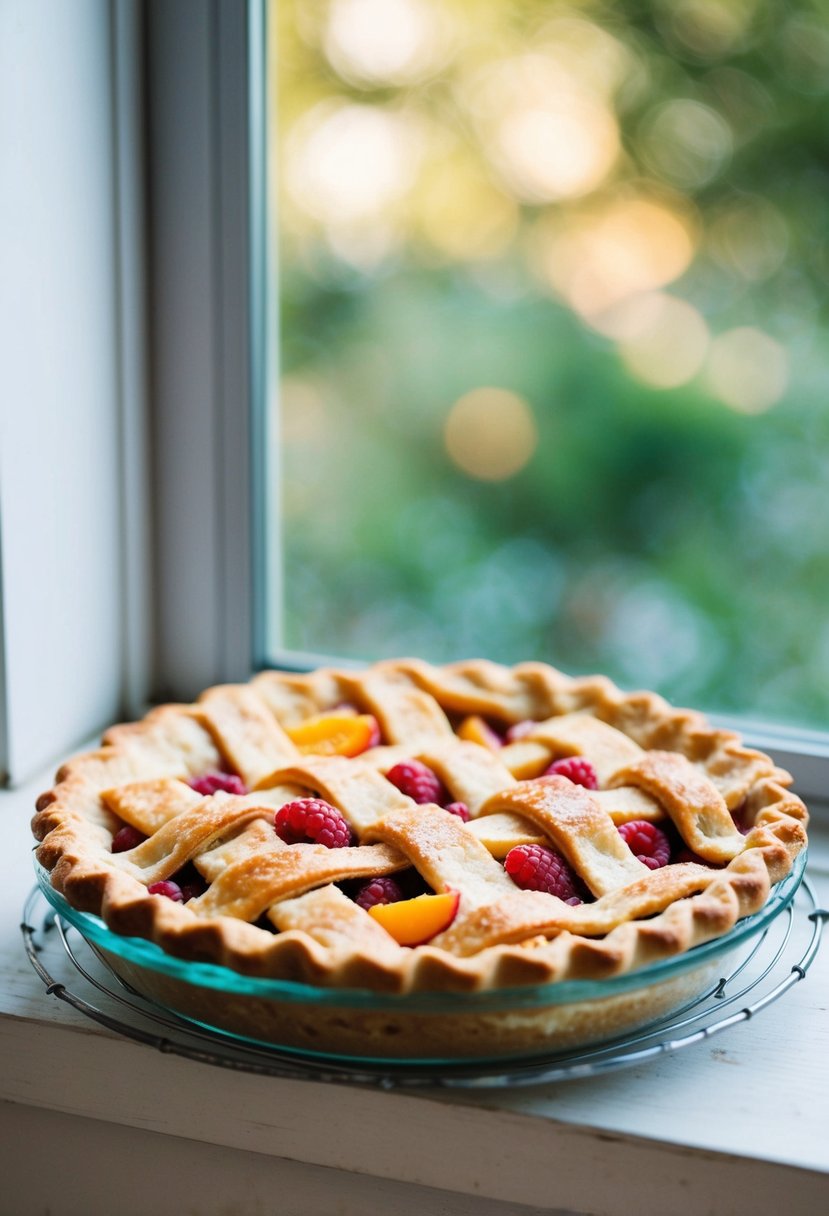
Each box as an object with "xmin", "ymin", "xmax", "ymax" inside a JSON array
[{"xmin": 21, "ymin": 878, "xmax": 826, "ymax": 1090}]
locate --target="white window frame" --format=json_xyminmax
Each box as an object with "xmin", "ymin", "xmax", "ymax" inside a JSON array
[
  {"xmin": 145, "ymin": 0, "xmax": 263, "ymax": 700},
  {"xmin": 1, "ymin": 0, "xmax": 827, "ymax": 815}
]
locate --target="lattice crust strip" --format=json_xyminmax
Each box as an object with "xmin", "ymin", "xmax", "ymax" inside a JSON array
[
  {"xmin": 32, "ymin": 659, "xmax": 808, "ymax": 994},
  {"xmin": 478, "ymin": 777, "xmax": 651, "ymax": 896}
]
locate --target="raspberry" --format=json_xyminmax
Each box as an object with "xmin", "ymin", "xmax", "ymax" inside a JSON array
[
  {"xmin": 111, "ymin": 825, "xmax": 147, "ymax": 853},
  {"xmin": 385, "ymin": 759, "xmax": 445, "ymax": 805},
  {"xmin": 354, "ymin": 876, "xmax": 405, "ymax": 910},
  {"xmin": 172, "ymin": 866, "xmax": 206, "ymax": 902},
  {"xmin": 147, "ymin": 880, "xmax": 184, "ymax": 902},
  {"xmin": 178, "ymin": 880, "xmax": 204, "ymax": 903},
  {"xmin": 617, "ymin": 820, "xmax": 671, "ymax": 870},
  {"xmin": 444, "ymin": 802, "xmax": 471, "ymax": 822},
  {"xmin": 504, "ymin": 844, "xmax": 582, "ymax": 903},
  {"xmin": 188, "ymin": 771, "xmax": 248, "ymax": 797},
  {"xmin": 275, "ymin": 798, "xmax": 352, "ymax": 848},
  {"xmin": 731, "ymin": 804, "xmax": 752, "ymax": 836},
  {"xmin": 544, "ymin": 757, "xmax": 598, "ymax": 790},
  {"xmin": 505, "ymin": 720, "xmax": 537, "ymax": 743}
]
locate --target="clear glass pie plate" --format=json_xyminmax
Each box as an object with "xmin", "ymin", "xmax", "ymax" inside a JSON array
[{"xmin": 35, "ymin": 855, "xmax": 806, "ymax": 1066}]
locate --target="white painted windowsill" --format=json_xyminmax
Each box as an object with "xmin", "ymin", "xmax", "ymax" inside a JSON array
[{"xmin": 2, "ymin": 762, "xmax": 828, "ymax": 1216}]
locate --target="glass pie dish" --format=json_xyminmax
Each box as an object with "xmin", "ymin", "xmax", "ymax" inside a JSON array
[
  {"xmin": 31, "ymin": 660, "xmax": 810, "ymax": 1061},
  {"xmin": 35, "ymin": 852, "xmax": 806, "ymax": 1064}
]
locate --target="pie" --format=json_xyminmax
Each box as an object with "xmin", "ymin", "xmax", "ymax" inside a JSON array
[{"xmin": 32, "ymin": 658, "xmax": 808, "ymax": 1056}]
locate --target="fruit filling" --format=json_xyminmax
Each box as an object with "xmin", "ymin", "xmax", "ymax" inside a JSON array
[
  {"xmin": 385, "ymin": 759, "xmax": 446, "ymax": 805},
  {"xmin": 275, "ymin": 798, "xmax": 353, "ymax": 848},
  {"xmin": 367, "ymin": 890, "xmax": 460, "ymax": 946},
  {"xmin": 188, "ymin": 771, "xmax": 248, "ymax": 797},
  {"xmin": 617, "ymin": 820, "xmax": 671, "ymax": 870},
  {"xmin": 354, "ymin": 875, "xmax": 405, "ymax": 910},
  {"xmin": 504, "ymin": 843, "xmax": 584, "ymax": 904},
  {"xmin": 456, "ymin": 715, "xmax": 504, "ymax": 750},
  {"xmin": 543, "ymin": 756, "xmax": 599, "ymax": 790},
  {"xmin": 147, "ymin": 879, "xmax": 184, "ymax": 902},
  {"xmin": 286, "ymin": 712, "xmax": 381, "ymax": 756},
  {"xmin": 504, "ymin": 719, "xmax": 537, "ymax": 743},
  {"xmin": 443, "ymin": 801, "xmax": 471, "ymax": 822},
  {"xmin": 111, "ymin": 824, "xmax": 147, "ymax": 853}
]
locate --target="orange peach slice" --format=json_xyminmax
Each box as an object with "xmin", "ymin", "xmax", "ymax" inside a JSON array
[
  {"xmin": 286, "ymin": 712, "xmax": 379, "ymax": 757},
  {"xmin": 367, "ymin": 891, "xmax": 460, "ymax": 946},
  {"xmin": 457, "ymin": 715, "xmax": 502, "ymax": 751}
]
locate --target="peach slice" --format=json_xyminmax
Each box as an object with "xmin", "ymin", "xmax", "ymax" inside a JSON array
[
  {"xmin": 367, "ymin": 891, "xmax": 460, "ymax": 946},
  {"xmin": 457, "ymin": 715, "xmax": 502, "ymax": 751},
  {"xmin": 286, "ymin": 712, "xmax": 380, "ymax": 757}
]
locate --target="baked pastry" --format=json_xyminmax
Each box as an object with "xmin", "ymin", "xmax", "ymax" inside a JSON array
[{"xmin": 32, "ymin": 659, "xmax": 808, "ymax": 1056}]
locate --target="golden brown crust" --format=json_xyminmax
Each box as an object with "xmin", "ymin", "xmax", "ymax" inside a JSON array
[{"xmin": 31, "ymin": 658, "xmax": 808, "ymax": 994}]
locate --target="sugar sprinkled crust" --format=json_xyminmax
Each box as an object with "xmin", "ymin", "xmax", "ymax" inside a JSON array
[{"xmin": 32, "ymin": 659, "xmax": 808, "ymax": 995}]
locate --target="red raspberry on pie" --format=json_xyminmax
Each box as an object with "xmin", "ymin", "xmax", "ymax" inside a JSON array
[
  {"xmin": 178, "ymin": 880, "xmax": 205, "ymax": 903},
  {"xmin": 444, "ymin": 801, "xmax": 471, "ymax": 822},
  {"xmin": 617, "ymin": 820, "xmax": 671, "ymax": 870},
  {"xmin": 505, "ymin": 720, "xmax": 537, "ymax": 743},
  {"xmin": 731, "ymin": 804, "xmax": 752, "ymax": 835},
  {"xmin": 544, "ymin": 757, "xmax": 599, "ymax": 790},
  {"xmin": 111, "ymin": 825, "xmax": 147, "ymax": 853},
  {"xmin": 188, "ymin": 771, "xmax": 248, "ymax": 796},
  {"xmin": 275, "ymin": 798, "xmax": 353, "ymax": 848},
  {"xmin": 504, "ymin": 844, "xmax": 583, "ymax": 904},
  {"xmin": 147, "ymin": 880, "xmax": 184, "ymax": 902},
  {"xmin": 355, "ymin": 876, "xmax": 405, "ymax": 910},
  {"xmin": 385, "ymin": 759, "xmax": 445, "ymax": 805}
]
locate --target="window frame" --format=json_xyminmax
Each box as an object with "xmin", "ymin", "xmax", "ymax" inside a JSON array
[{"xmin": 145, "ymin": 0, "xmax": 261, "ymax": 702}]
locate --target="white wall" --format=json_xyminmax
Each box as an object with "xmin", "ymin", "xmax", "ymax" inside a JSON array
[{"xmin": 0, "ymin": 0, "xmax": 124, "ymax": 780}]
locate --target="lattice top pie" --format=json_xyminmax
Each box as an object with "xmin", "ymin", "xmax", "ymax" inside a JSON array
[{"xmin": 32, "ymin": 659, "xmax": 808, "ymax": 994}]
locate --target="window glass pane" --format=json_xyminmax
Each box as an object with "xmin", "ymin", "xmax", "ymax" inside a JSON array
[{"xmin": 269, "ymin": 0, "xmax": 829, "ymax": 728}]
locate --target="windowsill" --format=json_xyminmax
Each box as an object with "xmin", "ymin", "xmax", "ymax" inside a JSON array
[{"xmin": 2, "ymin": 761, "xmax": 828, "ymax": 1214}]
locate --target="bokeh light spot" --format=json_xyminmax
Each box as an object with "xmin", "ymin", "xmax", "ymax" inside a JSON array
[
  {"xmin": 540, "ymin": 198, "xmax": 696, "ymax": 322},
  {"xmin": 472, "ymin": 53, "xmax": 620, "ymax": 204},
  {"xmin": 705, "ymin": 328, "xmax": 788, "ymax": 413},
  {"xmin": 780, "ymin": 13, "xmax": 829, "ymax": 94},
  {"xmin": 639, "ymin": 99, "xmax": 732, "ymax": 189},
  {"xmin": 494, "ymin": 101, "xmax": 619, "ymax": 202},
  {"xmin": 536, "ymin": 15, "xmax": 635, "ymax": 100},
  {"xmin": 444, "ymin": 388, "xmax": 538, "ymax": 481},
  {"xmin": 286, "ymin": 102, "xmax": 420, "ymax": 225},
  {"xmin": 616, "ymin": 293, "xmax": 709, "ymax": 389},
  {"xmin": 324, "ymin": 0, "xmax": 451, "ymax": 87},
  {"xmin": 661, "ymin": 0, "xmax": 759, "ymax": 59},
  {"xmin": 708, "ymin": 197, "xmax": 788, "ymax": 282}
]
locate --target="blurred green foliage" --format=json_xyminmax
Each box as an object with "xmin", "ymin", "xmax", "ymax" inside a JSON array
[{"xmin": 272, "ymin": 0, "xmax": 829, "ymax": 726}]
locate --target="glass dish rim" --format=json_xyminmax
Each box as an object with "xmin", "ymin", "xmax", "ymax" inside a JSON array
[{"xmin": 34, "ymin": 852, "xmax": 807, "ymax": 1013}]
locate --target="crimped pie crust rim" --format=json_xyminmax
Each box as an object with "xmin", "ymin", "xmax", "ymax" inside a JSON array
[
  {"xmin": 31, "ymin": 658, "xmax": 809, "ymax": 995},
  {"xmin": 33, "ymin": 849, "xmax": 808, "ymax": 1010}
]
